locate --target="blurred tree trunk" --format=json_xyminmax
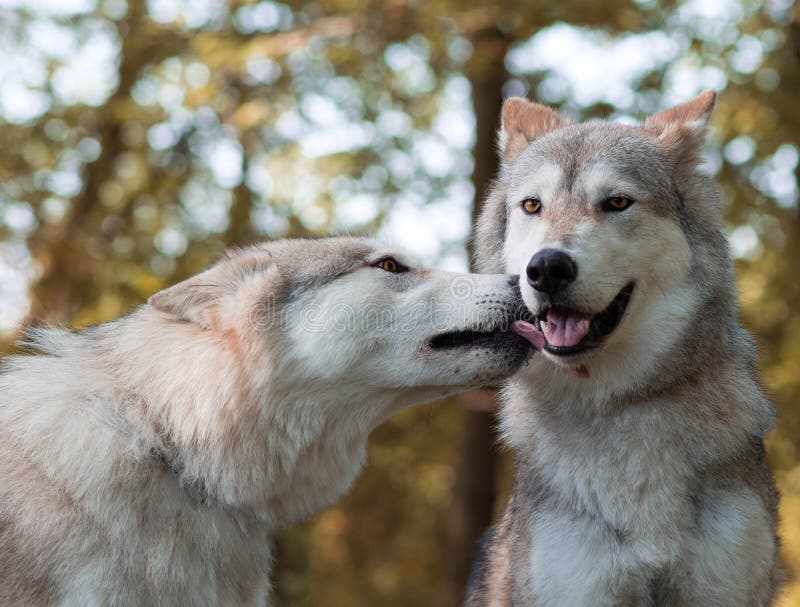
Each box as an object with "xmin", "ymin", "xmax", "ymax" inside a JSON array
[{"xmin": 446, "ymin": 26, "xmax": 509, "ymax": 606}]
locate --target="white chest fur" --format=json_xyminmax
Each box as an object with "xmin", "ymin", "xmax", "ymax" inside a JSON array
[{"xmin": 503, "ymin": 365, "xmax": 776, "ymax": 606}]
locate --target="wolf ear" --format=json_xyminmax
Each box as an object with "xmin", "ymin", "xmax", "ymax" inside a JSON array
[
  {"xmin": 148, "ymin": 269, "xmax": 221, "ymax": 329},
  {"xmin": 500, "ymin": 97, "xmax": 565, "ymax": 163},
  {"xmin": 644, "ymin": 90, "xmax": 716, "ymax": 168}
]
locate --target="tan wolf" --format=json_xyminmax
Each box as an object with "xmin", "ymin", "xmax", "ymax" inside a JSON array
[
  {"xmin": 468, "ymin": 92, "xmax": 781, "ymax": 606},
  {"xmin": 0, "ymin": 236, "xmax": 532, "ymax": 606}
]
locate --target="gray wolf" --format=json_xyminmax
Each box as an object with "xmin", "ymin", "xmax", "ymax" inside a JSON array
[
  {"xmin": 468, "ymin": 91, "xmax": 781, "ymax": 606},
  {"xmin": 0, "ymin": 236, "xmax": 531, "ymax": 606}
]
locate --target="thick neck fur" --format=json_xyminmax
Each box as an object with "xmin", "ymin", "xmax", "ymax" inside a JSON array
[
  {"xmin": 501, "ymin": 292, "xmax": 774, "ymax": 502},
  {"xmin": 22, "ymin": 307, "xmax": 391, "ymax": 530}
]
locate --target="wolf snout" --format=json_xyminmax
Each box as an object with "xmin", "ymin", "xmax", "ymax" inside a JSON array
[{"xmin": 526, "ymin": 249, "xmax": 577, "ymax": 294}]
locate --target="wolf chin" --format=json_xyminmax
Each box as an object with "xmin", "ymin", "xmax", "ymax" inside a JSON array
[
  {"xmin": 467, "ymin": 92, "xmax": 781, "ymax": 606},
  {"xmin": 0, "ymin": 236, "xmax": 531, "ymax": 606}
]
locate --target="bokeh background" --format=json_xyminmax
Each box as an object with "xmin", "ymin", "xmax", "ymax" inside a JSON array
[{"xmin": 0, "ymin": 0, "xmax": 798, "ymax": 605}]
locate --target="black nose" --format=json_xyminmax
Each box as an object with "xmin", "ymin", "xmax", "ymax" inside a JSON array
[{"xmin": 526, "ymin": 249, "xmax": 577, "ymax": 294}]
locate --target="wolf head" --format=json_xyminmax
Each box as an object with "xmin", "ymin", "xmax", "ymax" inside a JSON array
[
  {"xmin": 149, "ymin": 237, "xmax": 530, "ymax": 410},
  {"xmin": 476, "ymin": 92, "xmax": 742, "ymax": 389}
]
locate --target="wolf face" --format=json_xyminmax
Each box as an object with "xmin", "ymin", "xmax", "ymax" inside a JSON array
[
  {"xmin": 149, "ymin": 237, "xmax": 530, "ymax": 407},
  {"xmin": 479, "ymin": 91, "xmax": 730, "ymax": 387},
  {"xmin": 139, "ymin": 237, "xmax": 532, "ymax": 517}
]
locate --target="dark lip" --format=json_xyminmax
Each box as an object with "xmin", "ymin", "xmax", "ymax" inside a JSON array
[
  {"xmin": 536, "ymin": 282, "xmax": 635, "ymax": 356},
  {"xmin": 429, "ymin": 306, "xmax": 533, "ymax": 351},
  {"xmin": 429, "ymin": 328, "xmax": 511, "ymax": 350}
]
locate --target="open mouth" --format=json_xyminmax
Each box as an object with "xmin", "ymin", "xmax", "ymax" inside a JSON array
[{"xmin": 512, "ymin": 283, "xmax": 635, "ymax": 356}]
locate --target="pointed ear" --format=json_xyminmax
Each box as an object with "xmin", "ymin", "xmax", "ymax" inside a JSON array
[
  {"xmin": 644, "ymin": 90, "xmax": 716, "ymax": 168},
  {"xmin": 500, "ymin": 97, "xmax": 565, "ymax": 163},
  {"xmin": 148, "ymin": 269, "xmax": 221, "ymax": 329}
]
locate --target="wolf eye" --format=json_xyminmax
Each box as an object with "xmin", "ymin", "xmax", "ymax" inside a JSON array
[
  {"xmin": 375, "ymin": 257, "xmax": 406, "ymax": 273},
  {"xmin": 521, "ymin": 198, "xmax": 542, "ymax": 215},
  {"xmin": 603, "ymin": 196, "xmax": 634, "ymax": 212}
]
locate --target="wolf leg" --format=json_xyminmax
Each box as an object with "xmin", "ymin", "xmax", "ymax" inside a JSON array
[{"xmin": 464, "ymin": 515, "xmax": 512, "ymax": 606}]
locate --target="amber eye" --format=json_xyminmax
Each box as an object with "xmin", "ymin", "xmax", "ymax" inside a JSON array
[
  {"xmin": 521, "ymin": 198, "xmax": 542, "ymax": 215},
  {"xmin": 377, "ymin": 257, "xmax": 399, "ymax": 273},
  {"xmin": 603, "ymin": 196, "xmax": 634, "ymax": 212},
  {"xmin": 381, "ymin": 258, "xmax": 398, "ymax": 272}
]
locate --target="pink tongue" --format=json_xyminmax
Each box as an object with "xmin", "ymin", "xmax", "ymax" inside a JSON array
[
  {"xmin": 510, "ymin": 320, "xmax": 545, "ymax": 350},
  {"xmin": 543, "ymin": 309, "xmax": 590, "ymax": 348}
]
